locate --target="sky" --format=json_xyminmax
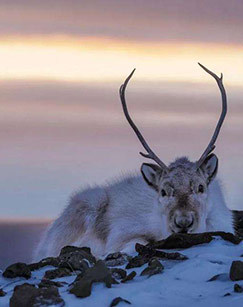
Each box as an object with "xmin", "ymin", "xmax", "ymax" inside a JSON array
[{"xmin": 0, "ymin": 0, "xmax": 243, "ymax": 219}]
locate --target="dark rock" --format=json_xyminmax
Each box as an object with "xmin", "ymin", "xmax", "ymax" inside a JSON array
[
  {"xmin": 150, "ymin": 232, "xmax": 241, "ymax": 250},
  {"xmin": 207, "ymin": 273, "xmax": 229, "ymax": 282},
  {"xmin": 105, "ymin": 252, "xmax": 123, "ymax": 260},
  {"xmin": 111, "ymin": 268, "xmax": 127, "ymax": 280},
  {"xmin": 0, "ymin": 288, "xmax": 6, "ymax": 297},
  {"xmin": 59, "ymin": 246, "xmax": 96, "ymax": 266},
  {"xmin": 105, "ymin": 252, "xmax": 130, "ymax": 267},
  {"xmin": 223, "ymin": 292, "xmax": 231, "ymax": 297},
  {"xmin": 31, "ymin": 286, "xmax": 65, "ymax": 306},
  {"xmin": 110, "ymin": 297, "xmax": 131, "ymax": 306},
  {"xmin": 72, "ymin": 270, "xmax": 87, "ymax": 284},
  {"xmin": 121, "ymin": 271, "xmax": 136, "ymax": 283},
  {"xmin": 233, "ymin": 210, "xmax": 243, "ymax": 238},
  {"xmin": 126, "ymin": 255, "xmax": 149, "ymax": 269},
  {"xmin": 9, "ymin": 283, "xmax": 64, "ymax": 307},
  {"xmin": 212, "ymin": 232, "xmax": 241, "ymax": 244},
  {"xmin": 60, "ymin": 245, "xmax": 92, "ymax": 256},
  {"xmin": 69, "ymin": 260, "xmax": 115, "ymax": 298},
  {"xmin": 135, "ymin": 243, "xmax": 188, "ymax": 260},
  {"xmin": 10, "ymin": 283, "xmax": 38, "ymax": 307},
  {"xmin": 234, "ymin": 283, "xmax": 243, "ymax": 293},
  {"xmin": 140, "ymin": 258, "xmax": 164, "ymax": 277},
  {"xmin": 151, "ymin": 233, "xmax": 212, "ymax": 249},
  {"xmin": 38, "ymin": 279, "xmax": 66, "ymax": 288},
  {"xmin": 59, "ymin": 254, "xmax": 89, "ymax": 272},
  {"xmin": 44, "ymin": 267, "xmax": 72, "ymax": 280},
  {"xmin": 28, "ymin": 257, "xmax": 59, "ymax": 271},
  {"xmin": 230, "ymin": 261, "xmax": 243, "ymax": 281},
  {"xmin": 3, "ymin": 262, "xmax": 31, "ymax": 279},
  {"xmin": 29, "ymin": 246, "xmax": 96, "ymax": 273}
]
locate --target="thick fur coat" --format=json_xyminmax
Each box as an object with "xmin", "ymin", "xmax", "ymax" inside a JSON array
[{"xmin": 35, "ymin": 156, "xmax": 233, "ymax": 260}]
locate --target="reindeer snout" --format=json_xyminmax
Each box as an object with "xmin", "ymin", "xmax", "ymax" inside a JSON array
[{"xmin": 174, "ymin": 212, "xmax": 194, "ymax": 233}]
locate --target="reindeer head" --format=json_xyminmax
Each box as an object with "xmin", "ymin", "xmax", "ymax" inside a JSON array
[
  {"xmin": 119, "ymin": 63, "xmax": 227, "ymax": 234},
  {"xmin": 141, "ymin": 155, "xmax": 218, "ymax": 233}
]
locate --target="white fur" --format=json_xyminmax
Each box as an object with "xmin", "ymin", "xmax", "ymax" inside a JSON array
[
  {"xmin": 34, "ymin": 163, "xmax": 234, "ymax": 261},
  {"xmin": 206, "ymin": 180, "xmax": 233, "ymax": 232}
]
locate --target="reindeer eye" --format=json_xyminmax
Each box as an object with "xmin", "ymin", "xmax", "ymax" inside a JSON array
[
  {"xmin": 198, "ymin": 184, "xmax": 204, "ymax": 193},
  {"xmin": 161, "ymin": 189, "xmax": 167, "ymax": 197}
]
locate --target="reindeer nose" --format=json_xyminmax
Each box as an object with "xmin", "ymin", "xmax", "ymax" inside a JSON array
[{"xmin": 174, "ymin": 215, "xmax": 194, "ymax": 233}]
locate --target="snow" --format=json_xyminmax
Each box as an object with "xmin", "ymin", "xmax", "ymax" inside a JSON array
[{"xmin": 0, "ymin": 239, "xmax": 243, "ymax": 307}]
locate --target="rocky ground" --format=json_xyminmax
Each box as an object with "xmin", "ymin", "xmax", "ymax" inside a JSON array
[{"xmin": 0, "ymin": 231, "xmax": 243, "ymax": 307}]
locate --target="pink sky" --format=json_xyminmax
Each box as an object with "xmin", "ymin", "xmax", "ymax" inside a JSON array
[{"xmin": 0, "ymin": 0, "xmax": 242, "ymax": 218}]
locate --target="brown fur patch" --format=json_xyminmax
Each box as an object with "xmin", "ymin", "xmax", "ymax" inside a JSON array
[
  {"xmin": 50, "ymin": 197, "xmax": 89, "ymax": 254},
  {"xmin": 177, "ymin": 194, "xmax": 189, "ymax": 209},
  {"xmin": 94, "ymin": 201, "xmax": 110, "ymax": 242}
]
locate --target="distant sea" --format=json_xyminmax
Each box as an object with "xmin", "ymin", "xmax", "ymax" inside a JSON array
[{"xmin": 0, "ymin": 221, "xmax": 50, "ymax": 270}]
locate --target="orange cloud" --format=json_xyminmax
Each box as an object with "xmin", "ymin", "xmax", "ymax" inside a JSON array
[{"xmin": 0, "ymin": 36, "xmax": 243, "ymax": 85}]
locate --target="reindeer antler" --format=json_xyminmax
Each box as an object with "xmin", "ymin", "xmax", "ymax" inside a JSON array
[
  {"xmin": 119, "ymin": 64, "xmax": 227, "ymax": 172},
  {"xmin": 196, "ymin": 63, "xmax": 227, "ymax": 168},
  {"xmin": 119, "ymin": 69, "xmax": 169, "ymax": 172}
]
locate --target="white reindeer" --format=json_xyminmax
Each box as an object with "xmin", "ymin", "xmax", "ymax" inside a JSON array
[{"xmin": 35, "ymin": 63, "xmax": 234, "ymax": 260}]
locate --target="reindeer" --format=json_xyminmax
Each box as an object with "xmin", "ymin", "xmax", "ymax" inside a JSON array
[{"xmin": 35, "ymin": 64, "xmax": 234, "ymax": 260}]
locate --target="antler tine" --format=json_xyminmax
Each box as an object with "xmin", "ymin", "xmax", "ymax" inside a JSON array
[
  {"xmin": 119, "ymin": 69, "xmax": 169, "ymax": 172},
  {"xmin": 196, "ymin": 63, "xmax": 227, "ymax": 168}
]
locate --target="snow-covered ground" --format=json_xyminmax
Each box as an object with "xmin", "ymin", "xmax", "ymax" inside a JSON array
[{"xmin": 0, "ymin": 237, "xmax": 243, "ymax": 307}]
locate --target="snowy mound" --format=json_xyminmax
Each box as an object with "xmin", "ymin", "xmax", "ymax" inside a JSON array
[{"xmin": 0, "ymin": 232, "xmax": 243, "ymax": 307}]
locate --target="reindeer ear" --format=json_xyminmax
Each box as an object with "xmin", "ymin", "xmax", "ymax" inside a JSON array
[
  {"xmin": 141, "ymin": 163, "xmax": 161, "ymax": 190},
  {"xmin": 200, "ymin": 153, "xmax": 218, "ymax": 183}
]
